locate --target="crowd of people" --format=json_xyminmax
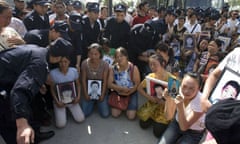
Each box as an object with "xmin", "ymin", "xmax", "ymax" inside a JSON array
[{"xmin": 0, "ymin": 0, "xmax": 240, "ymax": 143}]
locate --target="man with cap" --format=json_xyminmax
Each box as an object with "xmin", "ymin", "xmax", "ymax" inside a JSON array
[
  {"xmin": 103, "ymin": 3, "xmax": 130, "ymax": 49},
  {"xmin": 12, "ymin": 0, "xmax": 26, "ymax": 19},
  {"xmin": 72, "ymin": 0, "xmax": 83, "ymax": 15},
  {"xmin": 81, "ymin": 2, "xmax": 101, "ymax": 60},
  {"xmin": 128, "ymin": 21, "xmax": 156, "ymax": 79},
  {"xmin": 24, "ymin": 21, "xmax": 70, "ymax": 47},
  {"xmin": 0, "ymin": 37, "xmax": 73, "ymax": 144},
  {"xmin": 68, "ymin": 11, "xmax": 83, "ymax": 72},
  {"xmin": 23, "ymin": 0, "xmax": 51, "ymax": 30}
]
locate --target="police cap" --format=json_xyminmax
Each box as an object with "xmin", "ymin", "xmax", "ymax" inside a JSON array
[
  {"xmin": 49, "ymin": 37, "xmax": 73, "ymax": 57},
  {"xmin": 51, "ymin": 21, "xmax": 70, "ymax": 41},
  {"xmin": 33, "ymin": 0, "xmax": 51, "ymax": 6},
  {"xmin": 72, "ymin": 0, "xmax": 82, "ymax": 9},
  {"xmin": 114, "ymin": 4, "xmax": 126, "ymax": 12},
  {"xmin": 86, "ymin": 2, "xmax": 99, "ymax": 13},
  {"xmin": 69, "ymin": 11, "xmax": 82, "ymax": 31}
]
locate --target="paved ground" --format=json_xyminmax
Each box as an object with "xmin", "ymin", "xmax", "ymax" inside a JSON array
[{"xmin": 0, "ymin": 96, "xmax": 159, "ymax": 144}]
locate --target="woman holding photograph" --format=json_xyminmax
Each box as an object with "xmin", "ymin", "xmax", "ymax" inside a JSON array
[
  {"xmin": 154, "ymin": 42, "xmax": 180, "ymax": 77},
  {"xmin": 108, "ymin": 47, "xmax": 140, "ymax": 119},
  {"xmin": 50, "ymin": 56, "xmax": 85, "ymax": 128},
  {"xmin": 158, "ymin": 72, "xmax": 205, "ymax": 144},
  {"xmin": 137, "ymin": 54, "xmax": 173, "ymax": 137},
  {"xmin": 81, "ymin": 43, "xmax": 110, "ymax": 118}
]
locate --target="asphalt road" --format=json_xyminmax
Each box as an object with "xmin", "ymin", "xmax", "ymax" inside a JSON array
[{"xmin": 1, "ymin": 95, "xmax": 159, "ymax": 144}]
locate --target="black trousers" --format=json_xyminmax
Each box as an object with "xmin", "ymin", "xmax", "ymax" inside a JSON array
[{"xmin": 0, "ymin": 97, "xmax": 17, "ymax": 144}]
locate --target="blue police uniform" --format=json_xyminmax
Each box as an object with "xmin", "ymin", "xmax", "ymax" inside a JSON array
[
  {"xmin": 81, "ymin": 15, "xmax": 101, "ymax": 59},
  {"xmin": 103, "ymin": 17, "xmax": 130, "ymax": 49},
  {"xmin": 103, "ymin": 4, "xmax": 130, "ymax": 49},
  {"xmin": 24, "ymin": 29, "xmax": 49, "ymax": 47},
  {"xmin": 0, "ymin": 38, "xmax": 72, "ymax": 143},
  {"xmin": 128, "ymin": 23, "xmax": 155, "ymax": 79},
  {"xmin": 23, "ymin": 10, "xmax": 50, "ymax": 30}
]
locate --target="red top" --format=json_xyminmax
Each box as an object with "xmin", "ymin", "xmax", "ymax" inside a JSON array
[{"xmin": 132, "ymin": 15, "xmax": 151, "ymax": 26}]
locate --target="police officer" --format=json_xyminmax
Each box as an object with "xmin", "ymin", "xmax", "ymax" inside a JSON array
[
  {"xmin": 0, "ymin": 38, "xmax": 72, "ymax": 144},
  {"xmin": 24, "ymin": 21, "xmax": 70, "ymax": 47},
  {"xmin": 103, "ymin": 4, "xmax": 130, "ymax": 49},
  {"xmin": 68, "ymin": 11, "xmax": 83, "ymax": 71},
  {"xmin": 81, "ymin": 2, "xmax": 101, "ymax": 60},
  {"xmin": 23, "ymin": 0, "xmax": 51, "ymax": 30},
  {"xmin": 128, "ymin": 21, "xmax": 156, "ymax": 79},
  {"xmin": 72, "ymin": 0, "xmax": 83, "ymax": 15}
]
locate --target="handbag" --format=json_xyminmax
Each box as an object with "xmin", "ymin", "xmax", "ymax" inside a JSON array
[{"xmin": 108, "ymin": 91, "xmax": 130, "ymax": 111}]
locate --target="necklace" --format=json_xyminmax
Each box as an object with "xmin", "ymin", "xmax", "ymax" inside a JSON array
[{"xmin": 87, "ymin": 59, "xmax": 101, "ymax": 78}]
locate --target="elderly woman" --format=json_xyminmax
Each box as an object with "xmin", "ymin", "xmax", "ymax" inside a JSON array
[
  {"xmin": 0, "ymin": 1, "xmax": 25, "ymax": 51},
  {"xmin": 108, "ymin": 47, "xmax": 140, "ymax": 120}
]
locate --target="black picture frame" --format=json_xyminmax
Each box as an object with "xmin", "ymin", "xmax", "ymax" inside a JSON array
[
  {"xmin": 88, "ymin": 80, "xmax": 102, "ymax": 100},
  {"xmin": 56, "ymin": 81, "xmax": 77, "ymax": 104},
  {"xmin": 209, "ymin": 67, "xmax": 240, "ymax": 104},
  {"xmin": 183, "ymin": 34, "xmax": 196, "ymax": 50}
]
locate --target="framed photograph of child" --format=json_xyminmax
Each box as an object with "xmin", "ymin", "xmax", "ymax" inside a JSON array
[
  {"xmin": 170, "ymin": 42, "xmax": 181, "ymax": 57},
  {"xmin": 218, "ymin": 36, "xmax": 231, "ymax": 52},
  {"xmin": 56, "ymin": 81, "xmax": 77, "ymax": 104},
  {"xmin": 168, "ymin": 76, "xmax": 180, "ymax": 98},
  {"xmin": 88, "ymin": 80, "xmax": 102, "ymax": 100},
  {"xmin": 209, "ymin": 67, "xmax": 240, "ymax": 104},
  {"xmin": 146, "ymin": 76, "xmax": 168, "ymax": 99},
  {"xmin": 183, "ymin": 34, "xmax": 196, "ymax": 50}
]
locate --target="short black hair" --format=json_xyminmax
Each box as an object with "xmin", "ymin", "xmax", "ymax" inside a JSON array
[
  {"xmin": 223, "ymin": 80, "xmax": 240, "ymax": 97},
  {"xmin": 91, "ymin": 81, "xmax": 99, "ymax": 87},
  {"xmin": 184, "ymin": 72, "xmax": 202, "ymax": 86}
]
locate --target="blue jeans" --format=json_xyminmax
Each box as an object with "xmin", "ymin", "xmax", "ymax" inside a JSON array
[
  {"xmin": 127, "ymin": 92, "xmax": 138, "ymax": 110},
  {"xmin": 157, "ymin": 119, "xmax": 204, "ymax": 144},
  {"xmin": 81, "ymin": 94, "xmax": 110, "ymax": 118}
]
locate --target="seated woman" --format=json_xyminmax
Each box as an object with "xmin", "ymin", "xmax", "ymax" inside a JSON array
[
  {"xmin": 108, "ymin": 47, "xmax": 140, "ymax": 120},
  {"xmin": 158, "ymin": 72, "xmax": 205, "ymax": 144},
  {"xmin": 81, "ymin": 43, "xmax": 110, "ymax": 118},
  {"xmin": 137, "ymin": 54, "xmax": 173, "ymax": 137},
  {"xmin": 50, "ymin": 56, "xmax": 85, "ymax": 128}
]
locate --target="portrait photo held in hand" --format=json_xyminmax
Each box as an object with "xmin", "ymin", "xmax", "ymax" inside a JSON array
[
  {"xmin": 209, "ymin": 67, "xmax": 240, "ymax": 104},
  {"xmin": 170, "ymin": 42, "xmax": 181, "ymax": 58},
  {"xmin": 183, "ymin": 34, "xmax": 196, "ymax": 50},
  {"xmin": 168, "ymin": 76, "xmax": 180, "ymax": 98},
  {"xmin": 56, "ymin": 81, "xmax": 77, "ymax": 104},
  {"xmin": 88, "ymin": 80, "xmax": 102, "ymax": 100},
  {"xmin": 218, "ymin": 36, "xmax": 231, "ymax": 52},
  {"xmin": 146, "ymin": 76, "xmax": 168, "ymax": 99}
]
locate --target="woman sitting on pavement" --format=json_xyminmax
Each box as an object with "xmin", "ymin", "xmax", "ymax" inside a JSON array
[
  {"xmin": 108, "ymin": 47, "xmax": 140, "ymax": 119},
  {"xmin": 158, "ymin": 72, "xmax": 205, "ymax": 144},
  {"xmin": 50, "ymin": 56, "xmax": 85, "ymax": 128},
  {"xmin": 137, "ymin": 54, "xmax": 173, "ymax": 137},
  {"xmin": 81, "ymin": 43, "xmax": 110, "ymax": 118}
]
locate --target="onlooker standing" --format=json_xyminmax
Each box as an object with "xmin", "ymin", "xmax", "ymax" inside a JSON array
[
  {"xmin": 0, "ymin": 1, "xmax": 25, "ymax": 51},
  {"xmin": 12, "ymin": 0, "xmax": 26, "ymax": 19},
  {"xmin": 132, "ymin": 1, "xmax": 151, "ymax": 26},
  {"xmin": 23, "ymin": 0, "xmax": 51, "ymax": 30},
  {"xmin": 49, "ymin": 1, "xmax": 68, "ymax": 26}
]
